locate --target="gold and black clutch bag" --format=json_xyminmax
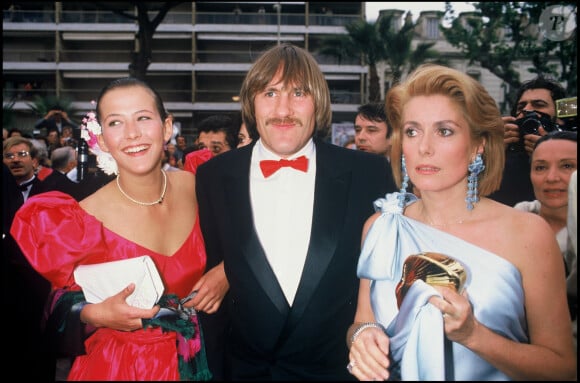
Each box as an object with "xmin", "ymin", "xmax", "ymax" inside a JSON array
[{"xmin": 395, "ymin": 252, "xmax": 467, "ymax": 309}]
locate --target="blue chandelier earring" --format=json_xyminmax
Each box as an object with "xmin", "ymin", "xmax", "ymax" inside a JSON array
[
  {"xmin": 398, "ymin": 154, "xmax": 410, "ymax": 208},
  {"xmin": 466, "ymin": 153, "xmax": 485, "ymax": 211}
]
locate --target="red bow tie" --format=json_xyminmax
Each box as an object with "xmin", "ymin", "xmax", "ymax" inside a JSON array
[{"xmin": 259, "ymin": 155, "xmax": 309, "ymax": 178}]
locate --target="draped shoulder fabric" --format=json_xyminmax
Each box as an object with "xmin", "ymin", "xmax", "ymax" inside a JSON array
[
  {"xmin": 357, "ymin": 192, "xmax": 528, "ymax": 380},
  {"xmin": 10, "ymin": 191, "xmax": 208, "ymax": 380}
]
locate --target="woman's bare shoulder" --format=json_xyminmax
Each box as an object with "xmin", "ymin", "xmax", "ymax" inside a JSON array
[
  {"xmin": 166, "ymin": 168, "xmax": 193, "ymax": 183},
  {"xmin": 490, "ymin": 199, "xmax": 550, "ymax": 232},
  {"xmin": 79, "ymin": 182, "xmax": 116, "ymax": 217},
  {"xmin": 484, "ymin": 199, "xmax": 559, "ymax": 265},
  {"xmin": 168, "ymin": 169, "xmax": 195, "ymax": 194}
]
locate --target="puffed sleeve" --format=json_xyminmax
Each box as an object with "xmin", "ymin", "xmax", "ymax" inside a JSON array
[{"xmin": 10, "ymin": 191, "xmax": 110, "ymax": 289}]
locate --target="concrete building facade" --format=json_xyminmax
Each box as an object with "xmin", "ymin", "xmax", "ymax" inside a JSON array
[{"xmin": 3, "ymin": 2, "xmax": 544, "ymax": 139}]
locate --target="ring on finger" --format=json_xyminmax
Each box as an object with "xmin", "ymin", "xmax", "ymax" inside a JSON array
[{"xmin": 346, "ymin": 360, "xmax": 356, "ymax": 374}]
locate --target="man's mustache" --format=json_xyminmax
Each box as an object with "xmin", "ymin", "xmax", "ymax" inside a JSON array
[{"xmin": 266, "ymin": 118, "xmax": 303, "ymax": 127}]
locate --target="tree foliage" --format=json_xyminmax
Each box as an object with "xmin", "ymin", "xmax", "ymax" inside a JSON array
[
  {"xmin": 319, "ymin": 15, "xmax": 445, "ymax": 103},
  {"xmin": 3, "ymin": 99, "xmax": 16, "ymax": 129},
  {"xmin": 96, "ymin": 2, "xmax": 184, "ymax": 79},
  {"xmin": 26, "ymin": 95, "xmax": 75, "ymax": 118},
  {"xmin": 318, "ymin": 20, "xmax": 384, "ymax": 102},
  {"xmin": 377, "ymin": 14, "xmax": 448, "ymax": 86},
  {"xmin": 441, "ymin": 2, "xmax": 577, "ymax": 110}
]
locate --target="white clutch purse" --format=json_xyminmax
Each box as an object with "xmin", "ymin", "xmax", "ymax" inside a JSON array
[{"xmin": 73, "ymin": 255, "xmax": 165, "ymax": 309}]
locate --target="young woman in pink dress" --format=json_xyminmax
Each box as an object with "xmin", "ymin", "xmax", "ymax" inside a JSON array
[{"xmin": 11, "ymin": 77, "xmax": 217, "ymax": 380}]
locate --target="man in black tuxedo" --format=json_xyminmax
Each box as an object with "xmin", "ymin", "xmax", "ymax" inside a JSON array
[
  {"xmin": 3, "ymin": 136, "xmax": 47, "ymax": 204},
  {"xmin": 42, "ymin": 145, "xmax": 84, "ymax": 201},
  {"xmin": 195, "ymin": 43, "xmax": 396, "ymax": 380}
]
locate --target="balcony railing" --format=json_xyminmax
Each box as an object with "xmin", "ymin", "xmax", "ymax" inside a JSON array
[
  {"xmin": 4, "ymin": 48, "xmax": 361, "ymax": 67},
  {"xmin": 60, "ymin": 11, "xmax": 132, "ymax": 24},
  {"xmin": 3, "ymin": 48, "xmax": 55, "ymax": 62},
  {"xmin": 329, "ymin": 91, "xmax": 361, "ymax": 105},
  {"xmin": 195, "ymin": 12, "xmax": 304, "ymax": 26},
  {"xmin": 195, "ymin": 12, "xmax": 359, "ymax": 27},
  {"xmin": 59, "ymin": 49, "xmax": 132, "ymax": 63},
  {"xmin": 196, "ymin": 50, "xmax": 264, "ymax": 64},
  {"xmin": 3, "ymin": 49, "xmax": 194, "ymax": 64},
  {"xmin": 3, "ymin": 9, "xmax": 56, "ymax": 23},
  {"xmin": 4, "ymin": 9, "xmax": 360, "ymax": 27}
]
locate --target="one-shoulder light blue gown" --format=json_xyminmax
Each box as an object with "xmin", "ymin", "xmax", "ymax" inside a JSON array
[{"xmin": 357, "ymin": 192, "xmax": 528, "ymax": 381}]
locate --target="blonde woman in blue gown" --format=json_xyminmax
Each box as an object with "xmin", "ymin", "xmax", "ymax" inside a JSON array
[{"xmin": 345, "ymin": 65, "xmax": 576, "ymax": 381}]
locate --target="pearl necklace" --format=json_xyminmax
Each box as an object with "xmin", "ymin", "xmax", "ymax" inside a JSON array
[{"xmin": 116, "ymin": 170, "xmax": 167, "ymax": 206}]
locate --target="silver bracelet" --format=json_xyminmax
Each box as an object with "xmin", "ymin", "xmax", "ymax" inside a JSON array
[{"xmin": 350, "ymin": 322, "xmax": 385, "ymax": 344}]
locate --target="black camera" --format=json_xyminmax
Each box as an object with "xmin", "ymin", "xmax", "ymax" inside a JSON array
[
  {"xmin": 509, "ymin": 102, "xmax": 577, "ymax": 152},
  {"xmin": 509, "ymin": 110, "xmax": 562, "ymax": 153},
  {"xmin": 515, "ymin": 110, "xmax": 560, "ymax": 135}
]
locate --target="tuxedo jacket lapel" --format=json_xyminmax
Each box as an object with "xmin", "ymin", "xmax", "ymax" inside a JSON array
[
  {"xmin": 224, "ymin": 146, "xmax": 290, "ymax": 315},
  {"xmin": 285, "ymin": 141, "xmax": 351, "ymax": 327},
  {"xmin": 29, "ymin": 177, "xmax": 45, "ymax": 198}
]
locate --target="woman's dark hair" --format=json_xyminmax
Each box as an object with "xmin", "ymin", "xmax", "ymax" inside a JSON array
[
  {"xmin": 533, "ymin": 130, "xmax": 577, "ymax": 150},
  {"xmin": 96, "ymin": 77, "xmax": 167, "ymax": 123}
]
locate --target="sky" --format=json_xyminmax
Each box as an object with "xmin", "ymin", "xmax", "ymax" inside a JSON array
[{"xmin": 366, "ymin": 2, "xmax": 477, "ymax": 22}]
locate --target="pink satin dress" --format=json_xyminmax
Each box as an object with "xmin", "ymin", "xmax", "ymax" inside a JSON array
[{"xmin": 11, "ymin": 191, "xmax": 207, "ymax": 380}]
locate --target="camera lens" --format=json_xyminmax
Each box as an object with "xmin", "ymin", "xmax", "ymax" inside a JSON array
[{"xmin": 521, "ymin": 118, "xmax": 541, "ymax": 135}]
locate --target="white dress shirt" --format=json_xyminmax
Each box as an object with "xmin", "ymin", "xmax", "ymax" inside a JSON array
[
  {"xmin": 66, "ymin": 167, "xmax": 79, "ymax": 183},
  {"xmin": 250, "ymin": 139, "xmax": 316, "ymax": 305},
  {"xmin": 19, "ymin": 175, "xmax": 36, "ymax": 201}
]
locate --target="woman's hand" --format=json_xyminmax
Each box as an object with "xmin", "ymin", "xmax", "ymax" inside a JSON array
[
  {"xmin": 348, "ymin": 325, "xmax": 391, "ymax": 381},
  {"xmin": 429, "ymin": 286, "xmax": 478, "ymax": 345},
  {"xmin": 80, "ymin": 283, "xmax": 160, "ymax": 331}
]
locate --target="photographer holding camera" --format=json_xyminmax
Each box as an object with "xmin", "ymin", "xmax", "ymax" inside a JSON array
[
  {"xmin": 489, "ymin": 76, "xmax": 568, "ymax": 206},
  {"xmin": 34, "ymin": 108, "xmax": 78, "ymax": 135}
]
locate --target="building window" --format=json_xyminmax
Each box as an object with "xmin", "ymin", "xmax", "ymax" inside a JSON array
[
  {"xmin": 426, "ymin": 17, "xmax": 440, "ymax": 39},
  {"xmin": 466, "ymin": 69, "xmax": 481, "ymax": 82}
]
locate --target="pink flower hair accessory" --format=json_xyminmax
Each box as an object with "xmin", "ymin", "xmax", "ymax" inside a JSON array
[{"xmin": 80, "ymin": 110, "xmax": 118, "ymax": 175}]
